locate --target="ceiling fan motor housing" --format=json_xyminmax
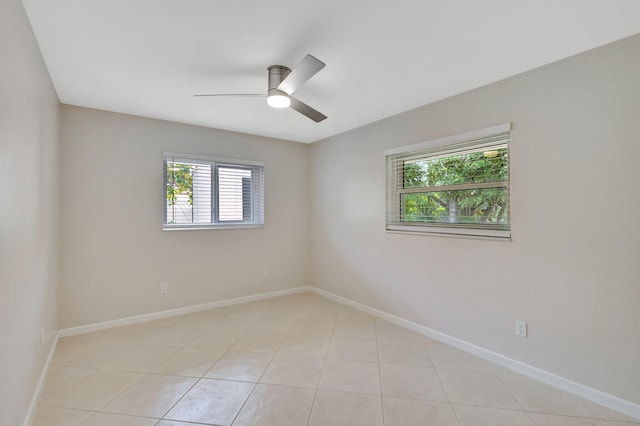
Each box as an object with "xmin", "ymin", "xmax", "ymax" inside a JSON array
[{"xmin": 267, "ymin": 65, "xmax": 291, "ymax": 98}]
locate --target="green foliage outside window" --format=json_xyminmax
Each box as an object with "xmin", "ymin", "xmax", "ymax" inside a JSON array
[
  {"xmin": 402, "ymin": 149, "xmax": 508, "ymax": 225},
  {"xmin": 166, "ymin": 162, "xmax": 194, "ymax": 206}
]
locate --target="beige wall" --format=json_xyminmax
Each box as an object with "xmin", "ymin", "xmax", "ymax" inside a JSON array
[
  {"xmin": 59, "ymin": 106, "xmax": 310, "ymax": 328},
  {"xmin": 0, "ymin": 0, "xmax": 61, "ymax": 424},
  {"xmin": 309, "ymin": 34, "xmax": 640, "ymax": 404}
]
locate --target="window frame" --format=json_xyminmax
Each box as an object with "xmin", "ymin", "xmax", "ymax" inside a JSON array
[
  {"xmin": 163, "ymin": 152, "xmax": 264, "ymax": 231},
  {"xmin": 385, "ymin": 124, "xmax": 511, "ymax": 239}
]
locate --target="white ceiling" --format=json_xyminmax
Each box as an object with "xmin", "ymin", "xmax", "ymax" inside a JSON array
[{"xmin": 22, "ymin": 0, "xmax": 640, "ymax": 143}]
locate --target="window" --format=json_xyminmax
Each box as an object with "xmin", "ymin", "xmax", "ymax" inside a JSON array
[
  {"xmin": 163, "ymin": 153, "xmax": 264, "ymax": 230},
  {"xmin": 386, "ymin": 124, "xmax": 511, "ymax": 238}
]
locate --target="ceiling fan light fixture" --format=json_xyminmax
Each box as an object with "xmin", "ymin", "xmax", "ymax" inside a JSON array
[
  {"xmin": 267, "ymin": 93, "xmax": 291, "ymax": 108},
  {"xmin": 196, "ymin": 56, "xmax": 326, "ymax": 121}
]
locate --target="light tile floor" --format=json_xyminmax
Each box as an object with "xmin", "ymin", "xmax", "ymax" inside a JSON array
[{"xmin": 34, "ymin": 292, "xmax": 639, "ymax": 426}]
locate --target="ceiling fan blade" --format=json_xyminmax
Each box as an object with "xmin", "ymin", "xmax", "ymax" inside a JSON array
[
  {"xmin": 194, "ymin": 93, "xmax": 265, "ymax": 97},
  {"xmin": 277, "ymin": 55, "xmax": 325, "ymax": 95},
  {"xmin": 289, "ymin": 96, "xmax": 327, "ymax": 122}
]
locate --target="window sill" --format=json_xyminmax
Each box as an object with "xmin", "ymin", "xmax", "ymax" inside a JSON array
[
  {"xmin": 163, "ymin": 224, "xmax": 263, "ymax": 231},
  {"xmin": 386, "ymin": 224, "xmax": 510, "ymax": 240}
]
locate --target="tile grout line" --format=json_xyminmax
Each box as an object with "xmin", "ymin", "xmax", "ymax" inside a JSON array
[
  {"xmin": 524, "ymin": 410, "xmax": 623, "ymax": 424},
  {"xmin": 228, "ymin": 302, "xmax": 304, "ymax": 426},
  {"xmin": 305, "ymin": 304, "xmax": 340, "ymax": 426},
  {"xmin": 215, "ymin": 305, "xmax": 275, "ymax": 425},
  {"xmin": 88, "ymin": 371, "xmax": 152, "ymax": 419},
  {"xmin": 420, "ymin": 334, "xmax": 463, "ymax": 425},
  {"xmin": 433, "ymin": 365, "xmax": 462, "ymax": 426},
  {"xmin": 493, "ymin": 367, "xmax": 612, "ymax": 423},
  {"xmin": 156, "ymin": 376, "xmax": 203, "ymax": 422},
  {"xmin": 493, "ymin": 368, "xmax": 539, "ymax": 425},
  {"xmin": 133, "ymin": 315, "xmax": 230, "ymax": 423},
  {"xmin": 374, "ymin": 317, "xmax": 387, "ymax": 426},
  {"xmin": 157, "ymin": 304, "xmax": 261, "ymax": 423}
]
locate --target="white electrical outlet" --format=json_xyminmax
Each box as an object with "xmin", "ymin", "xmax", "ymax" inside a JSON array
[
  {"xmin": 160, "ymin": 283, "xmax": 168, "ymax": 294},
  {"xmin": 344, "ymin": 274, "xmax": 350, "ymax": 284},
  {"xmin": 40, "ymin": 329, "xmax": 45, "ymax": 347},
  {"xmin": 263, "ymin": 270, "xmax": 269, "ymax": 279},
  {"xmin": 515, "ymin": 320, "xmax": 528, "ymax": 337}
]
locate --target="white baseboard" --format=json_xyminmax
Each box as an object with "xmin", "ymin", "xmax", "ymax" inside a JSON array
[
  {"xmin": 60, "ymin": 286, "xmax": 312, "ymax": 337},
  {"xmin": 23, "ymin": 331, "xmax": 60, "ymax": 426},
  {"xmin": 310, "ymin": 287, "xmax": 640, "ymax": 421}
]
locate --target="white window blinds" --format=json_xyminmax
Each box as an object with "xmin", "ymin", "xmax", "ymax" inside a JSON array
[
  {"xmin": 385, "ymin": 124, "xmax": 511, "ymax": 238},
  {"xmin": 164, "ymin": 153, "xmax": 264, "ymax": 230}
]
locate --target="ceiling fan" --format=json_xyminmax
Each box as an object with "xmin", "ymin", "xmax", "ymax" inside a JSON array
[{"xmin": 195, "ymin": 54, "xmax": 327, "ymax": 122}]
